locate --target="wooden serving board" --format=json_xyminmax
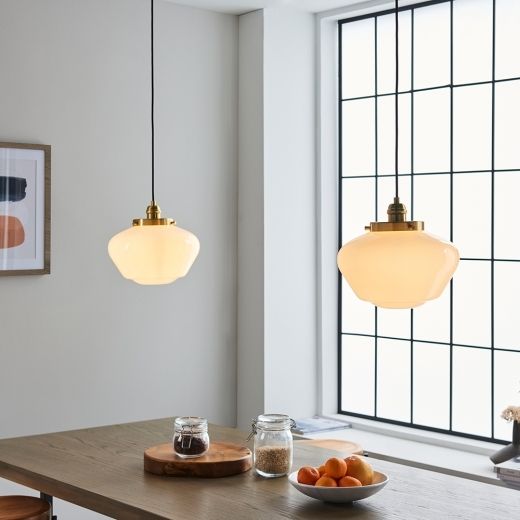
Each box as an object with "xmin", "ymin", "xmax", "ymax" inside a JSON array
[
  {"xmin": 144, "ymin": 441, "xmax": 252, "ymax": 478},
  {"xmin": 294, "ymin": 439, "xmax": 363, "ymax": 456}
]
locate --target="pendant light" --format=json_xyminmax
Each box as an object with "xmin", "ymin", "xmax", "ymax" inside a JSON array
[
  {"xmin": 337, "ymin": 0, "xmax": 459, "ymax": 309},
  {"xmin": 108, "ymin": 0, "xmax": 200, "ymax": 285}
]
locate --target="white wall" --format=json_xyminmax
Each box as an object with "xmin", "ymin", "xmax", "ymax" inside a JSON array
[
  {"xmin": 316, "ymin": 13, "xmax": 340, "ymax": 416},
  {"xmin": 237, "ymin": 6, "xmax": 317, "ymax": 428},
  {"xmin": 263, "ymin": 7, "xmax": 317, "ymax": 418},
  {"xmin": 237, "ymin": 10, "xmax": 265, "ymax": 430},
  {"xmin": 0, "ymin": 0, "xmax": 320, "ymax": 515},
  {"xmin": 0, "ymin": 0, "xmax": 237, "ymax": 516}
]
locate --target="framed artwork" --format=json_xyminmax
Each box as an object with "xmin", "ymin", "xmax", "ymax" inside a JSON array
[{"xmin": 0, "ymin": 142, "xmax": 51, "ymax": 275}]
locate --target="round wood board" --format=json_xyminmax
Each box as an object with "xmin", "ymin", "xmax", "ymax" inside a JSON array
[
  {"xmin": 294, "ymin": 439, "xmax": 363, "ymax": 456},
  {"xmin": 144, "ymin": 442, "xmax": 252, "ymax": 478},
  {"xmin": 0, "ymin": 496, "xmax": 50, "ymax": 520}
]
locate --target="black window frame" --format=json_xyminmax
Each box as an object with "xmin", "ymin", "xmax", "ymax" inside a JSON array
[{"xmin": 337, "ymin": 0, "xmax": 520, "ymax": 445}]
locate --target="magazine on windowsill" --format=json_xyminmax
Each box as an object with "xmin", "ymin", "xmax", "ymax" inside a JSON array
[
  {"xmin": 498, "ymin": 473, "xmax": 520, "ymax": 483},
  {"xmin": 494, "ymin": 457, "xmax": 520, "ymax": 477},
  {"xmin": 498, "ymin": 474, "xmax": 520, "ymax": 491},
  {"xmin": 293, "ymin": 416, "xmax": 352, "ymax": 435}
]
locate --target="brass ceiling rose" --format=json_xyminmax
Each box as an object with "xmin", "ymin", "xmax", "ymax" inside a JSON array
[
  {"xmin": 132, "ymin": 201, "xmax": 176, "ymax": 227},
  {"xmin": 366, "ymin": 197, "xmax": 424, "ymax": 232}
]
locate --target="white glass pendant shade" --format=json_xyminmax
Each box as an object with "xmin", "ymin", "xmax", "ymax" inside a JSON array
[
  {"xmin": 108, "ymin": 220, "xmax": 200, "ymax": 285},
  {"xmin": 337, "ymin": 230, "xmax": 459, "ymax": 309},
  {"xmin": 337, "ymin": 2, "xmax": 460, "ymax": 309}
]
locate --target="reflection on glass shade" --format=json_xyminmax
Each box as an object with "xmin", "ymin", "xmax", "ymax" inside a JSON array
[
  {"xmin": 108, "ymin": 225, "xmax": 200, "ymax": 285},
  {"xmin": 0, "ymin": 215, "xmax": 25, "ymax": 248},
  {"xmin": 337, "ymin": 230, "xmax": 459, "ymax": 309}
]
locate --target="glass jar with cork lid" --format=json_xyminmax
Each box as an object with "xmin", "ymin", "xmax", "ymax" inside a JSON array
[{"xmin": 249, "ymin": 414, "xmax": 295, "ymax": 478}]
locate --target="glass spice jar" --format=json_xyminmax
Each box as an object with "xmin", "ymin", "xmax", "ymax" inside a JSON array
[
  {"xmin": 249, "ymin": 414, "xmax": 295, "ymax": 478},
  {"xmin": 172, "ymin": 417, "xmax": 210, "ymax": 458}
]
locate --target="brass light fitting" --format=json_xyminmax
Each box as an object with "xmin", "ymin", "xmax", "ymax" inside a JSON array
[
  {"xmin": 365, "ymin": 197, "xmax": 424, "ymax": 232},
  {"xmin": 336, "ymin": 0, "xmax": 459, "ymax": 309},
  {"xmin": 107, "ymin": 0, "xmax": 199, "ymax": 286},
  {"xmin": 132, "ymin": 201, "xmax": 176, "ymax": 227}
]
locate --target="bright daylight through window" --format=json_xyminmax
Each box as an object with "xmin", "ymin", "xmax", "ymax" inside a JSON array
[{"xmin": 338, "ymin": 0, "xmax": 520, "ymax": 443}]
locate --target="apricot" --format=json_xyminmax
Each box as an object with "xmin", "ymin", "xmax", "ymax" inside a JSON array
[
  {"xmin": 338, "ymin": 475, "xmax": 362, "ymax": 487},
  {"xmin": 315, "ymin": 475, "xmax": 338, "ymax": 487},
  {"xmin": 324, "ymin": 457, "xmax": 347, "ymax": 479},
  {"xmin": 317, "ymin": 464, "xmax": 327, "ymax": 476},
  {"xmin": 297, "ymin": 466, "xmax": 320, "ymax": 485},
  {"xmin": 345, "ymin": 455, "xmax": 374, "ymax": 485}
]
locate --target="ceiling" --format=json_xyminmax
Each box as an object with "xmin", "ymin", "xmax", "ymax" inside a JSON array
[{"xmin": 166, "ymin": 0, "xmax": 365, "ymax": 15}]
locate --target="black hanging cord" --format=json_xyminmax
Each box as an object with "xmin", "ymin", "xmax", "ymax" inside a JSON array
[
  {"xmin": 394, "ymin": 0, "xmax": 399, "ymax": 198},
  {"xmin": 150, "ymin": 0, "xmax": 155, "ymax": 202}
]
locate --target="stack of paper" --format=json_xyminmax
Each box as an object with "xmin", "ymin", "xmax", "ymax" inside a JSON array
[
  {"xmin": 495, "ymin": 458, "xmax": 520, "ymax": 490},
  {"xmin": 293, "ymin": 416, "xmax": 351, "ymax": 435}
]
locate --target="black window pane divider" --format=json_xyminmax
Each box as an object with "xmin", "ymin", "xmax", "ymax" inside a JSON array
[
  {"xmin": 338, "ymin": 0, "xmax": 517, "ymax": 445},
  {"xmin": 341, "ymin": 169, "xmax": 520, "ymax": 179},
  {"xmin": 374, "ymin": 15, "xmax": 379, "ymax": 418},
  {"xmin": 490, "ymin": 0, "xmax": 496, "ymax": 441},
  {"xmin": 338, "ymin": 0, "xmax": 451, "ymax": 25},
  {"xmin": 341, "ymin": 75, "xmax": 520, "ymax": 102},
  {"xmin": 448, "ymin": 0, "xmax": 454, "ymax": 435},
  {"xmin": 410, "ymin": 6, "xmax": 415, "ymax": 426},
  {"xmin": 337, "ymin": 20, "xmax": 344, "ymax": 422}
]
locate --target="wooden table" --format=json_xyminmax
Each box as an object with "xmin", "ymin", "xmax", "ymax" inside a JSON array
[{"xmin": 0, "ymin": 418, "xmax": 518, "ymax": 519}]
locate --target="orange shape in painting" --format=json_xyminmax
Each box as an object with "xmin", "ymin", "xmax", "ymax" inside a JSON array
[{"xmin": 0, "ymin": 216, "xmax": 25, "ymax": 248}]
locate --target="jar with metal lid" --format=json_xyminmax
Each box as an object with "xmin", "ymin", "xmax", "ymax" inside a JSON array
[
  {"xmin": 172, "ymin": 416, "xmax": 210, "ymax": 458},
  {"xmin": 249, "ymin": 414, "xmax": 295, "ymax": 478}
]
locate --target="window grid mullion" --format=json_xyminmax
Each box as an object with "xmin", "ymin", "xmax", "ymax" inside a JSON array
[
  {"xmin": 341, "ymin": 168, "xmax": 520, "ymax": 179},
  {"xmin": 337, "ymin": 21, "xmax": 343, "ymax": 416},
  {"xmin": 491, "ymin": 0, "xmax": 497, "ymax": 440},
  {"xmin": 374, "ymin": 16, "xmax": 379, "ymax": 418},
  {"xmin": 338, "ymin": 0, "xmax": 512, "ymax": 445},
  {"xmin": 448, "ymin": 0, "xmax": 454, "ymax": 434},
  {"xmin": 340, "ymin": 74, "xmax": 520, "ymax": 103},
  {"xmin": 410, "ymin": 6, "xmax": 415, "ymax": 426},
  {"xmin": 342, "ymin": 331, "xmax": 520, "ymax": 355}
]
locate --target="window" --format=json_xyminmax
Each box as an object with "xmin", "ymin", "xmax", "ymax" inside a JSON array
[{"xmin": 338, "ymin": 0, "xmax": 520, "ymax": 443}]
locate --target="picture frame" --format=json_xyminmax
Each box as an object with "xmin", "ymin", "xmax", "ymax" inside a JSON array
[{"xmin": 0, "ymin": 142, "xmax": 51, "ymax": 275}]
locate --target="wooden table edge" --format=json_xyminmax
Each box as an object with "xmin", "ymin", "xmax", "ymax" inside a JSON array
[{"xmin": 0, "ymin": 461, "xmax": 166, "ymax": 520}]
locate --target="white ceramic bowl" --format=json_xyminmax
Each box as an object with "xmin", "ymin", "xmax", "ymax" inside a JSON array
[{"xmin": 288, "ymin": 470, "xmax": 389, "ymax": 503}]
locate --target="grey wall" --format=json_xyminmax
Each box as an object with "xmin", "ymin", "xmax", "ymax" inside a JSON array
[
  {"xmin": 237, "ymin": 10, "xmax": 265, "ymax": 429},
  {"xmin": 0, "ymin": 0, "xmax": 238, "ymax": 437},
  {"xmin": 0, "ymin": 0, "xmax": 320, "ymax": 516},
  {"xmin": 236, "ymin": 7, "xmax": 317, "ymax": 428},
  {"xmin": 263, "ymin": 6, "xmax": 317, "ymax": 420}
]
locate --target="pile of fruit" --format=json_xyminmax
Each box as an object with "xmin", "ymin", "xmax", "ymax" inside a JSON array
[{"xmin": 296, "ymin": 454, "xmax": 374, "ymax": 487}]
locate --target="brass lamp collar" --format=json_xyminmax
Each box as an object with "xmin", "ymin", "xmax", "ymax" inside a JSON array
[
  {"xmin": 365, "ymin": 197, "xmax": 424, "ymax": 232},
  {"xmin": 132, "ymin": 201, "xmax": 176, "ymax": 226}
]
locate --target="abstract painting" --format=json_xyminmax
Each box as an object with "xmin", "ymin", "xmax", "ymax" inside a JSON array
[{"xmin": 0, "ymin": 143, "xmax": 50, "ymax": 275}]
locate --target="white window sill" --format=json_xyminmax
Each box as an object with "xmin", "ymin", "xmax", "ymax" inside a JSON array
[{"xmin": 301, "ymin": 415, "xmax": 509, "ymax": 487}]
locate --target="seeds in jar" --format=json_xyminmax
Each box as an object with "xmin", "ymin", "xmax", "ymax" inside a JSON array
[{"xmin": 255, "ymin": 445, "xmax": 291, "ymax": 475}]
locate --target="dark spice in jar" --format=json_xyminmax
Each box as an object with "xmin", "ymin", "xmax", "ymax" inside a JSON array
[{"xmin": 174, "ymin": 434, "xmax": 209, "ymax": 456}]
